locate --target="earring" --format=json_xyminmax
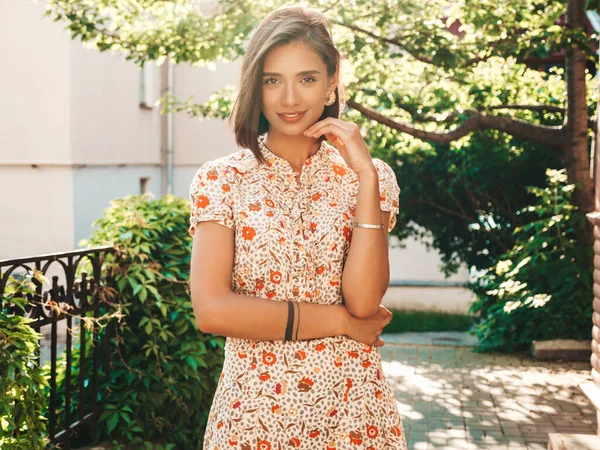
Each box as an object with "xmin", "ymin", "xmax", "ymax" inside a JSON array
[{"xmin": 325, "ymin": 91, "xmax": 336, "ymax": 106}]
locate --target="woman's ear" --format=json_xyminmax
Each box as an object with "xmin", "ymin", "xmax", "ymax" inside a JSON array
[{"xmin": 329, "ymin": 65, "xmax": 340, "ymax": 92}]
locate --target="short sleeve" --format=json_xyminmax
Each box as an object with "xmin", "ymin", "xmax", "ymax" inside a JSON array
[
  {"xmin": 188, "ymin": 161, "xmax": 236, "ymax": 236},
  {"xmin": 372, "ymin": 158, "xmax": 401, "ymax": 232}
]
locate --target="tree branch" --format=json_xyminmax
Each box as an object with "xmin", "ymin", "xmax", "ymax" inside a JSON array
[{"xmin": 347, "ymin": 98, "xmax": 565, "ymax": 149}]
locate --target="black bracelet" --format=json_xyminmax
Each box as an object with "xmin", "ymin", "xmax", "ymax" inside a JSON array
[
  {"xmin": 285, "ymin": 301, "xmax": 295, "ymax": 341},
  {"xmin": 295, "ymin": 303, "xmax": 300, "ymax": 341}
]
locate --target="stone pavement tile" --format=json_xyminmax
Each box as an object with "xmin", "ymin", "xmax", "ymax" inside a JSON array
[
  {"xmin": 524, "ymin": 442, "xmax": 547, "ymax": 450},
  {"xmin": 380, "ymin": 336, "xmax": 596, "ymax": 450}
]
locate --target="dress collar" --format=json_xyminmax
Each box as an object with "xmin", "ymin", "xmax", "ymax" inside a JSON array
[{"xmin": 258, "ymin": 133, "xmax": 327, "ymax": 175}]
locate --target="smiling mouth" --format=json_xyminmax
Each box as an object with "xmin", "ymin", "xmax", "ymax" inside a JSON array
[{"xmin": 278, "ymin": 111, "xmax": 306, "ymax": 118}]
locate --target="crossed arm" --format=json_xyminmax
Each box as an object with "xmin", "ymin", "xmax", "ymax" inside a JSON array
[{"xmin": 341, "ymin": 167, "xmax": 392, "ymax": 319}]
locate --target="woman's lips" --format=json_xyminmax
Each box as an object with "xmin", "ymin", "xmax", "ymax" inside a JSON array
[{"xmin": 278, "ymin": 111, "xmax": 306, "ymax": 123}]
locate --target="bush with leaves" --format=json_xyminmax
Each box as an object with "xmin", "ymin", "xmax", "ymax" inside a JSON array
[
  {"xmin": 468, "ymin": 168, "xmax": 593, "ymax": 353},
  {"xmin": 52, "ymin": 193, "xmax": 225, "ymax": 449},
  {"xmin": 0, "ymin": 273, "xmax": 50, "ymax": 449}
]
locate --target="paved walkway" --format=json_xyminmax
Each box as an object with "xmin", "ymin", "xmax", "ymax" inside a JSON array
[{"xmin": 379, "ymin": 331, "xmax": 597, "ymax": 449}]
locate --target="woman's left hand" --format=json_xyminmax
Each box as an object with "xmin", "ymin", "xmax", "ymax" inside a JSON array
[{"xmin": 303, "ymin": 118, "xmax": 376, "ymax": 176}]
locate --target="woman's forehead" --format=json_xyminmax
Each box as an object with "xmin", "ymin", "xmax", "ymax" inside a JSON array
[{"xmin": 263, "ymin": 42, "xmax": 325, "ymax": 73}]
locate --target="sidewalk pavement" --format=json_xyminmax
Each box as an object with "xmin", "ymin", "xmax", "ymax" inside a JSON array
[{"xmin": 380, "ymin": 331, "xmax": 597, "ymax": 450}]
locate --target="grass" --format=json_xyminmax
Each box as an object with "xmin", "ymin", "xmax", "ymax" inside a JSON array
[{"xmin": 384, "ymin": 308, "xmax": 473, "ymax": 333}]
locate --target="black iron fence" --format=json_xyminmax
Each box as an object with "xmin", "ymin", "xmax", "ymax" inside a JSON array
[{"xmin": 0, "ymin": 246, "xmax": 118, "ymax": 449}]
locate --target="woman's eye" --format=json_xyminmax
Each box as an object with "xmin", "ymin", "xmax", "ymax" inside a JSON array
[{"xmin": 263, "ymin": 77, "xmax": 316, "ymax": 85}]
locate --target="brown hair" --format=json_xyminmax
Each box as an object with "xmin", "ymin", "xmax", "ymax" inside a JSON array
[{"xmin": 228, "ymin": 5, "xmax": 345, "ymax": 165}]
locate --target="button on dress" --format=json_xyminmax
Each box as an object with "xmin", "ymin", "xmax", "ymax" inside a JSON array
[{"xmin": 189, "ymin": 134, "xmax": 407, "ymax": 449}]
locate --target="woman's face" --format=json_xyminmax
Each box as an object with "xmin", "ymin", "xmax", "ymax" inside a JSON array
[{"xmin": 261, "ymin": 40, "xmax": 338, "ymax": 137}]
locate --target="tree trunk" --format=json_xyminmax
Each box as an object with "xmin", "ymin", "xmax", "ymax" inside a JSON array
[{"xmin": 565, "ymin": 0, "xmax": 595, "ymax": 246}]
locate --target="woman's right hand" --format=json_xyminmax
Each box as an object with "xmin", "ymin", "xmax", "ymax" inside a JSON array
[{"xmin": 344, "ymin": 305, "xmax": 393, "ymax": 347}]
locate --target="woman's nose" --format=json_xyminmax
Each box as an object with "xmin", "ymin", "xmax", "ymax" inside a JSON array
[{"xmin": 282, "ymin": 84, "xmax": 299, "ymax": 106}]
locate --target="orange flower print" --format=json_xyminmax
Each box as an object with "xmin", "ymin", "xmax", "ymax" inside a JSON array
[
  {"xmin": 316, "ymin": 265, "xmax": 325, "ymax": 275},
  {"xmin": 275, "ymin": 380, "xmax": 288, "ymax": 395},
  {"xmin": 346, "ymin": 377, "xmax": 353, "ymax": 389},
  {"xmin": 292, "ymin": 286, "xmax": 299, "ymax": 297},
  {"xmin": 326, "ymin": 406, "xmax": 339, "ymax": 417},
  {"xmin": 349, "ymin": 430, "xmax": 363, "ymax": 445},
  {"xmin": 222, "ymin": 183, "xmax": 230, "ymax": 192},
  {"xmin": 271, "ymin": 404, "xmax": 283, "ymax": 415},
  {"xmin": 195, "ymin": 195, "xmax": 210, "ymax": 209},
  {"xmin": 374, "ymin": 390, "xmax": 384, "ymax": 400},
  {"xmin": 312, "ymin": 192, "xmax": 322, "ymax": 201},
  {"xmin": 391, "ymin": 425, "xmax": 403, "ymax": 437},
  {"xmin": 270, "ymin": 270, "xmax": 282, "ymax": 284},
  {"xmin": 242, "ymin": 226, "xmax": 256, "ymax": 240},
  {"xmin": 228, "ymin": 434, "xmax": 238, "ymax": 446},
  {"xmin": 294, "ymin": 350, "xmax": 307, "ymax": 360},
  {"xmin": 362, "ymin": 359, "xmax": 372, "ymax": 368},
  {"xmin": 263, "ymin": 352, "xmax": 277, "ymax": 366},
  {"xmin": 255, "ymin": 277, "xmax": 265, "ymax": 291},
  {"xmin": 237, "ymin": 352, "xmax": 247, "ymax": 359},
  {"xmin": 334, "ymin": 355, "xmax": 343, "ymax": 367},
  {"xmin": 206, "ymin": 169, "xmax": 219, "ymax": 180},
  {"xmin": 239, "ymin": 211, "xmax": 248, "ymax": 219},
  {"xmin": 309, "ymin": 222, "xmax": 317, "ymax": 232},
  {"xmin": 249, "ymin": 201, "xmax": 262, "ymax": 211},
  {"xmin": 278, "ymin": 236, "xmax": 285, "ymax": 245},
  {"xmin": 257, "ymin": 439, "xmax": 272, "ymax": 450},
  {"xmin": 217, "ymin": 420, "xmax": 223, "ymax": 429},
  {"xmin": 366, "ymin": 425, "xmax": 379, "ymax": 439},
  {"xmin": 266, "ymin": 210, "xmax": 274, "ymax": 217},
  {"xmin": 297, "ymin": 376, "xmax": 314, "ymax": 392},
  {"xmin": 309, "ymin": 429, "xmax": 321, "ymax": 438},
  {"xmin": 230, "ymin": 399, "xmax": 241, "ymax": 409},
  {"xmin": 326, "ymin": 442, "xmax": 337, "ymax": 450},
  {"xmin": 330, "ymin": 275, "xmax": 340, "ymax": 286},
  {"xmin": 315, "ymin": 343, "xmax": 327, "ymax": 352},
  {"xmin": 362, "ymin": 344, "xmax": 373, "ymax": 353},
  {"xmin": 288, "ymin": 437, "xmax": 301, "ymax": 448},
  {"xmin": 332, "ymin": 164, "xmax": 346, "ymax": 176},
  {"xmin": 343, "ymin": 226, "xmax": 352, "ymax": 242},
  {"xmin": 259, "ymin": 372, "xmax": 271, "ymax": 382},
  {"xmin": 347, "ymin": 350, "xmax": 359, "ymax": 359},
  {"xmin": 266, "ymin": 290, "xmax": 276, "ymax": 299},
  {"xmin": 265, "ymin": 198, "xmax": 275, "ymax": 208}
]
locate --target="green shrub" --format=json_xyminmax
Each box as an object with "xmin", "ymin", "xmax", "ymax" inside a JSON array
[
  {"xmin": 52, "ymin": 193, "xmax": 225, "ymax": 449},
  {"xmin": 0, "ymin": 273, "xmax": 50, "ymax": 449},
  {"xmin": 468, "ymin": 168, "xmax": 593, "ymax": 353}
]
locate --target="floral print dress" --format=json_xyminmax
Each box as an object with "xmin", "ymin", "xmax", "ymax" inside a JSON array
[{"xmin": 189, "ymin": 134, "xmax": 407, "ymax": 450}]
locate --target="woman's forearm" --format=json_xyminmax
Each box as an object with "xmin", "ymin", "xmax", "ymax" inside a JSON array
[
  {"xmin": 197, "ymin": 292, "xmax": 350, "ymax": 341},
  {"xmin": 341, "ymin": 168, "xmax": 390, "ymax": 318}
]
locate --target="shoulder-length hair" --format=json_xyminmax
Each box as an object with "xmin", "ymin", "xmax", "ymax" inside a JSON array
[{"xmin": 228, "ymin": 5, "xmax": 345, "ymax": 165}]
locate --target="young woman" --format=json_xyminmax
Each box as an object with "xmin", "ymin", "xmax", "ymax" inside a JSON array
[{"xmin": 189, "ymin": 5, "xmax": 407, "ymax": 449}]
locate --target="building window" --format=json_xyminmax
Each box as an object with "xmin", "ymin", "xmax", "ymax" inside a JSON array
[
  {"xmin": 140, "ymin": 177, "xmax": 150, "ymax": 194},
  {"xmin": 140, "ymin": 64, "xmax": 154, "ymax": 109}
]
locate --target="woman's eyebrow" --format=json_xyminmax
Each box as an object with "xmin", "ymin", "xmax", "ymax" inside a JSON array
[{"xmin": 262, "ymin": 70, "xmax": 321, "ymax": 76}]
